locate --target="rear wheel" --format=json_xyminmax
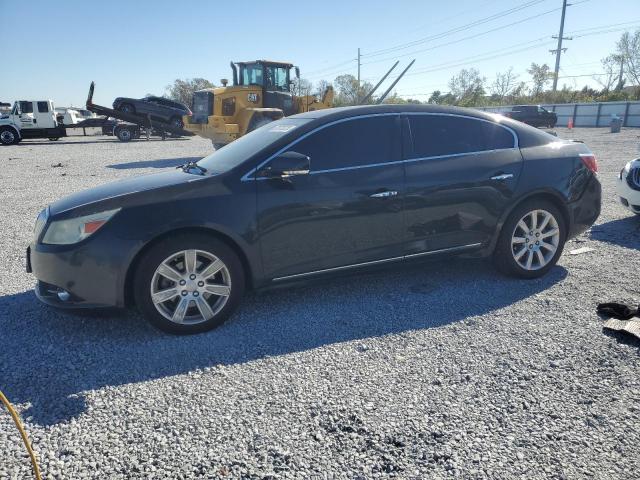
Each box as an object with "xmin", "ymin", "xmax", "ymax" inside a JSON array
[
  {"xmin": 169, "ymin": 116, "xmax": 184, "ymax": 129},
  {"xmin": 115, "ymin": 126, "xmax": 134, "ymax": 142},
  {"xmin": 493, "ymin": 200, "xmax": 566, "ymax": 278},
  {"xmin": 0, "ymin": 128, "xmax": 19, "ymax": 145},
  {"xmin": 134, "ymin": 234, "xmax": 245, "ymax": 334}
]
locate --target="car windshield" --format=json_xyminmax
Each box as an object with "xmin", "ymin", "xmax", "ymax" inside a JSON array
[{"xmin": 197, "ymin": 118, "xmax": 312, "ymax": 174}]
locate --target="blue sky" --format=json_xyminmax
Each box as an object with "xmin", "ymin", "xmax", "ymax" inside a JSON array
[{"xmin": 2, "ymin": 0, "xmax": 639, "ymax": 107}]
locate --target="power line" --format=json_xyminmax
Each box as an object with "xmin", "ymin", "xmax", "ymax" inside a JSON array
[
  {"xmin": 361, "ymin": 0, "xmax": 550, "ymax": 58},
  {"xmin": 361, "ymin": 4, "xmax": 565, "ymax": 67}
]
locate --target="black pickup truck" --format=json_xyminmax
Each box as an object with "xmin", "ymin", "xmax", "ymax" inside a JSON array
[{"xmin": 503, "ymin": 105, "xmax": 557, "ymax": 128}]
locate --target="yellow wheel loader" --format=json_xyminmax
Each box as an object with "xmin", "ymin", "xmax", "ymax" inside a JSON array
[{"xmin": 184, "ymin": 60, "xmax": 334, "ymax": 148}]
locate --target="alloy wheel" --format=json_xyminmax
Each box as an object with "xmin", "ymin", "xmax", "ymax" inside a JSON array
[
  {"xmin": 150, "ymin": 249, "xmax": 231, "ymax": 324},
  {"xmin": 510, "ymin": 209, "xmax": 560, "ymax": 271}
]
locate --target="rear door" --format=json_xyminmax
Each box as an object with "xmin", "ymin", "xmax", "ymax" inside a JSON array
[
  {"xmin": 403, "ymin": 113, "xmax": 522, "ymax": 254},
  {"xmin": 256, "ymin": 115, "xmax": 405, "ymax": 280},
  {"xmin": 35, "ymin": 101, "xmax": 56, "ymax": 129}
]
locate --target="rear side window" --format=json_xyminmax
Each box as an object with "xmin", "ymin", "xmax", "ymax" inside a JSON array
[
  {"xmin": 37, "ymin": 102, "xmax": 49, "ymax": 113},
  {"xmin": 19, "ymin": 101, "xmax": 33, "ymax": 114},
  {"xmin": 291, "ymin": 116, "xmax": 399, "ymax": 171},
  {"xmin": 408, "ymin": 115, "xmax": 514, "ymax": 159}
]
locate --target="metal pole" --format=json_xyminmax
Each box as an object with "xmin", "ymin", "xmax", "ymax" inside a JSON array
[
  {"xmin": 552, "ymin": 0, "xmax": 568, "ymax": 91},
  {"xmin": 359, "ymin": 61, "xmax": 399, "ymax": 105},
  {"xmin": 376, "ymin": 59, "xmax": 416, "ymax": 104},
  {"xmin": 357, "ymin": 48, "xmax": 361, "ymax": 88}
]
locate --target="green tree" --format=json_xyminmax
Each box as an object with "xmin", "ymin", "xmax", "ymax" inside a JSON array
[
  {"xmin": 333, "ymin": 74, "xmax": 374, "ymax": 106},
  {"xmin": 448, "ymin": 68, "xmax": 485, "ymax": 106},
  {"xmin": 527, "ymin": 63, "xmax": 551, "ymax": 97},
  {"xmin": 616, "ymin": 29, "xmax": 640, "ymax": 98},
  {"xmin": 166, "ymin": 78, "xmax": 215, "ymax": 107}
]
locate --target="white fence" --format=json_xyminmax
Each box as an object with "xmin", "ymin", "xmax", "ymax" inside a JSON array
[{"xmin": 477, "ymin": 101, "xmax": 640, "ymax": 127}]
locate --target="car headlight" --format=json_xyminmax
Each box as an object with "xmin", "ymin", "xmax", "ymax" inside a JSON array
[
  {"xmin": 33, "ymin": 207, "xmax": 49, "ymax": 242},
  {"xmin": 42, "ymin": 208, "xmax": 120, "ymax": 245},
  {"xmin": 620, "ymin": 161, "xmax": 632, "ymax": 179}
]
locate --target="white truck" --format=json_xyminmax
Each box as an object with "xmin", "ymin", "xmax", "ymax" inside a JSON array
[{"xmin": 0, "ymin": 100, "xmax": 66, "ymax": 145}]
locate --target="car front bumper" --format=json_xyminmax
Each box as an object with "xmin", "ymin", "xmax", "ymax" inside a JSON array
[
  {"xmin": 616, "ymin": 173, "xmax": 640, "ymax": 214},
  {"xmin": 27, "ymin": 234, "xmax": 134, "ymax": 309}
]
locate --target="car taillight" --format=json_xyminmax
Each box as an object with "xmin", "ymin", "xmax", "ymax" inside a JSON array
[{"xmin": 580, "ymin": 153, "xmax": 598, "ymax": 173}]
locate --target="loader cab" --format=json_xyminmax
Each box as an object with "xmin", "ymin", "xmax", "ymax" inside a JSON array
[{"xmin": 235, "ymin": 60, "xmax": 298, "ymax": 116}]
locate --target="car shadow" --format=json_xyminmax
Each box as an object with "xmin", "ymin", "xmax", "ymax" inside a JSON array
[
  {"xmin": 107, "ymin": 157, "xmax": 202, "ymax": 170},
  {"xmin": 0, "ymin": 258, "xmax": 567, "ymax": 426},
  {"xmin": 589, "ymin": 215, "xmax": 640, "ymax": 250},
  {"xmin": 20, "ymin": 138, "xmax": 190, "ymax": 146}
]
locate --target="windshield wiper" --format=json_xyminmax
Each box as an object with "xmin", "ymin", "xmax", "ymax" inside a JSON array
[{"xmin": 177, "ymin": 160, "xmax": 207, "ymax": 175}]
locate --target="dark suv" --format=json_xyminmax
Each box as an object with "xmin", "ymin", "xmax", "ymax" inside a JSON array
[
  {"xmin": 112, "ymin": 96, "xmax": 191, "ymax": 128},
  {"xmin": 504, "ymin": 105, "xmax": 557, "ymax": 128}
]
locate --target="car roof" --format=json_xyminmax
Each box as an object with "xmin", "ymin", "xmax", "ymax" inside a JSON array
[{"xmin": 291, "ymin": 104, "xmax": 504, "ymax": 122}]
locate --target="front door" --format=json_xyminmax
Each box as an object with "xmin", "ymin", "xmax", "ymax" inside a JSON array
[
  {"xmin": 16, "ymin": 101, "xmax": 36, "ymax": 129},
  {"xmin": 256, "ymin": 115, "xmax": 405, "ymax": 280},
  {"xmin": 403, "ymin": 113, "xmax": 523, "ymax": 254}
]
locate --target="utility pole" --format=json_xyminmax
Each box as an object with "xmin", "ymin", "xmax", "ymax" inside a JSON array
[
  {"xmin": 615, "ymin": 55, "xmax": 625, "ymax": 91},
  {"xmin": 550, "ymin": 0, "xmax": 572, "ymax": 91},
  {"xmin": 357, "ymin": 48, "xmax": 361, "ymax": 88}
]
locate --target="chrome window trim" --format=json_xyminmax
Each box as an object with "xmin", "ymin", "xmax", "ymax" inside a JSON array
[
  {"xmin": 271, "ymin": 242, "xmax": 482, "ymax": 282},
  {"xmin": 240, "ymin": 112, "xmax": 519, "ymax": 182}
]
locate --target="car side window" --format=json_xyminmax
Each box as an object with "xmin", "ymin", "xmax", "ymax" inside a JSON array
[
  {"xmin": 37, "ymin": 102, "xmax": 49, "ymax": 113},
  {"xmin": 408, "ymin": 115, "xmax": 514, "ymax": 159},
  {"xmin": 19, "ymin": 101, "xmax": 33, "ymax": 114},
  {"xmin": 288, "ymin": 116, "xmax": 398, "ymax": 171}
]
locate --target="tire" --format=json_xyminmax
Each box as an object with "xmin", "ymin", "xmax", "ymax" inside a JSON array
[
  {"xmin": 0, "ymin": 127, "xmax": 19, "ymax": 145},
  {"xmin": 493, "ymin": 200, "xmax": 567, "ymax": 279},
  {"xmin": 133, "ymin": 234, "xmax": 245, "ymax": 334},
  {"xmin": 118, "ymin": 103, "xmax": 135, "ymax": 114},
  {"xmin": 115, "ymin": 126, "xmax": 134, "ymax": 142},
  {"xmin": 247, "ymin": 116, "xmax": 273, "ymax": 133},
  {"xmin": 49, "ymin": 137, "xmax": 60, "ymax": 141},
  {"xmin": 169, "ymin": 116, "xmax": 184, "ymax": 129}
]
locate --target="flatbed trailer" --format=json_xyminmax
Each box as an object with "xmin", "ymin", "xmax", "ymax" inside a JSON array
[{"xmin": 86, "ymin": 82, "xmax": 194, "ymax": 142}]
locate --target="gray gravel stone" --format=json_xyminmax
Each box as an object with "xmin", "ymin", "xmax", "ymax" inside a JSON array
[{"xmin": 0, "ymin": 129, "xmax": 639, "ymax": 479}]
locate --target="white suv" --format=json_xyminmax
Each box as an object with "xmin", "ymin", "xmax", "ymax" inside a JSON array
[{"xmin": 617, "ymin": 159, "xmax": 640, "ymax": 215}]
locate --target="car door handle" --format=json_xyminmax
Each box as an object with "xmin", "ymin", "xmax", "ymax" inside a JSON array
[
  {"xmin": 490, "ymin": 173, "xmax": 514, "ymax": 181},
  {"xmin": 370, "ymin": 190, "xmax": 398, "ymax": 198}
]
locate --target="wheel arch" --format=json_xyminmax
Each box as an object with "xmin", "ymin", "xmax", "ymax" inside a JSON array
[
  {"xmin": 0, "ymin": 124, "xmax": 21, "ymax": 139},
  {"xmin": 123, "ymin": 226, "xmax": 255, "ymax": 307},
  {"xmin": 488, "ymin": 189, "xmax": 571, "ymax": 254}
]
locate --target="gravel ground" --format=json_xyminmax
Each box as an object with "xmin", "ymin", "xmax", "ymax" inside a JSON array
[{"xmin": 1, "ymin": 129, "xmax": 639, "ymax": 479}]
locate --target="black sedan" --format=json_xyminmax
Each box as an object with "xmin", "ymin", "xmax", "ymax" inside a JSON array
[
  {"xmin": 112, "ymin": 96, "xmax": 191, "ymax": 128},
  {"xmin": 27, "ymin": 105, "xmax": 601, "ymax": 334}
]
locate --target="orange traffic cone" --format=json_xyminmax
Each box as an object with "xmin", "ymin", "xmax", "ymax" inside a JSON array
[{"xmin": 568, "ymin": 119, "xmax": 574, "ymax": 129}]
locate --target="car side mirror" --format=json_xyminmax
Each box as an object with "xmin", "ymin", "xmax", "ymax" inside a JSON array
[{"xmin": 261, "ymin": 151, "xmax": 310, "ymax": 178}]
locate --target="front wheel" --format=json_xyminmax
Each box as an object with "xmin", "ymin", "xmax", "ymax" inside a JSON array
[
  {"xmin": 0, "ymin": 128, "xmax": 19, "ymax": 145},
  {"xmin": 134, "ymin": 234, "xmax": 245, "ymax": 334},
  {"xmin": 118, "ymin": 103, "xmax": 135, "ymax": 114},
  {"xmin": 493, "ymin": 200, "xmax": 566, "ymax": 278}
]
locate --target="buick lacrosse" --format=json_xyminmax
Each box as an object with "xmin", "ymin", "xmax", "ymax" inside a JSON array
[{"xmin": 27, "ymin": 105, "xmax": 601, "ymax": 333}]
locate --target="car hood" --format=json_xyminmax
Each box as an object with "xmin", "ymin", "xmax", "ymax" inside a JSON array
[{"xmin": 49, "ymin": 170, "xmax": 206, "ymax": 216}]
